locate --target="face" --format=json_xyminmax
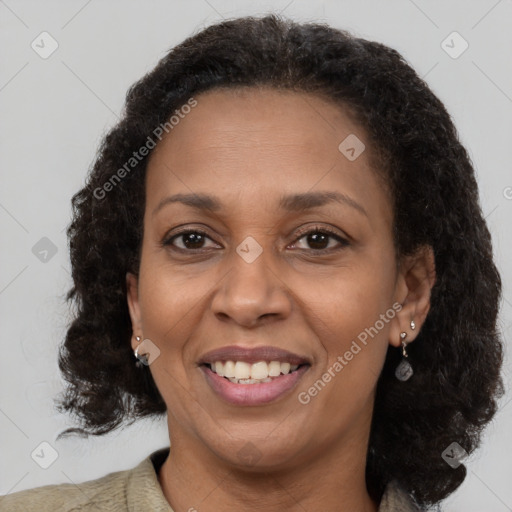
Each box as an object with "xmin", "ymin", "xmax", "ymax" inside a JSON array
[{"xmin": 127, "ymin": 87, "xmax": 425, "ymax": 471}]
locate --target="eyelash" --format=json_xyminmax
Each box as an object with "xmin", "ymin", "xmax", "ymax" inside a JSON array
[{"xmin": 162, "ymin": 225, "xmax": 350, "ymax": 253}]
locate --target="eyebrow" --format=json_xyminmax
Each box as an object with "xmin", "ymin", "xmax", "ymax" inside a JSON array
[{"xmin": 152, "ymin": 191, "xmax": 367, "ymax": 217}]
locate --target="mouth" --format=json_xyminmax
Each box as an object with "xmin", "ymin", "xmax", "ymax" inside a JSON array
[
  {"xmin": 197, "ymin": 345, "xmax": 312, "ymax": 406},
  {"xmin": 201, "ymin": 360, "xmax": 308, "ymax": 384}
]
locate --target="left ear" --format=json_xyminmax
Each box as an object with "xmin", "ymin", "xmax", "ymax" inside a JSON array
[
  {"xmin": 126, "ymin": 271, "xmax": 143, "ymax": 352},
  {"xmin": 389, "ymin": 245, "xmax": 436, "ymax": 348}
]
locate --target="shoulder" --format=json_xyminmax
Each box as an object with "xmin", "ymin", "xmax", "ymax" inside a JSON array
[
  {"xmin": 379, "ymin": 480, "xmax": 431, "ymax": 512},
  {"xmin": 0, "ymin": 451, "xmax": 165, "ymax": 512}
]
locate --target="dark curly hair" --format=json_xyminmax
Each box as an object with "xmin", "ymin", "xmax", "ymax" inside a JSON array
[{"xmin": 54, "ymin": 14, "xmax": 503, "ymax": 507}]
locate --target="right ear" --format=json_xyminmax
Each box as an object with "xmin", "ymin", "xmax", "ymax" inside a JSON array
[{"xmin": 126, "ymin": 272, "xmax": 142, "ymax": 352}]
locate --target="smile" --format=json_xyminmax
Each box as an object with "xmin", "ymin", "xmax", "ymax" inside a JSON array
[
  {"xmin": 207, "ymin": 360, "xmax": 300, "ymax": 383},
  {"xmin": 200, "ymin": 361, "xmax": 310, "ymax": 406},
  {"xmin": 197, "ymin": 345, "xmax": 312, "ymax": 405}
]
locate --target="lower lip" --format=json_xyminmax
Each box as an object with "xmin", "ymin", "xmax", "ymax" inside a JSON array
[{"xmin": 200, "ymin": 365, "xmax": 310, "ymax": 406}]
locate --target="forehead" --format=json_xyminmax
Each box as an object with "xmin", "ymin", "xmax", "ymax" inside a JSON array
[
  {"xmin": 151, "ymin": 87, "xmax": 364, "ymax": 162},
  {"xmin": 145, "ymin": 87, "xmax": 391, "ymax": 224}
]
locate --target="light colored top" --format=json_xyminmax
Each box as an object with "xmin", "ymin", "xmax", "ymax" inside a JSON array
[{"xmin": 0, "ymin": 447, "xmax": 422, "ymax": 511}]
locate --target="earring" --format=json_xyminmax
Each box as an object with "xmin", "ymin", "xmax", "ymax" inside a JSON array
[
  {"xmin": 134, "ymin": 336, "xmax": 148, "ymax": 368},
  {"xmin": 395, "ymin": 331, "xmax": 413, "ymax": 381},
  {"xmin": 410, "ymin": 319, "xmax": 416, "ymax": 330}
]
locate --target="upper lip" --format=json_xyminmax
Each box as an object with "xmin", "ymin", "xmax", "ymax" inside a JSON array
[{"xmin": 198, "ymin": 345, "xmax": 312, "ymax": 366}]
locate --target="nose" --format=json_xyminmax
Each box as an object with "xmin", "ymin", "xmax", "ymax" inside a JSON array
[{"xmin": 211, "ymin": 250, "xmax": 292, "ymax": 328}]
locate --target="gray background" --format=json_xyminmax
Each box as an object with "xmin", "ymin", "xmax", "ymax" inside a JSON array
[{"xmin": 1, "ymin": 0, "xmax": 511, "ymax": 510}]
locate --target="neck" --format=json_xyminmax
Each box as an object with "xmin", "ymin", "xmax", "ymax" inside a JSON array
[{"xmin": 158, "ymin": 427, "xmax": 378, "ymax": 512}]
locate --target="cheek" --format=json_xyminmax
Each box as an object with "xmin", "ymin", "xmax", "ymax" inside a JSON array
[
  {"xmin": 305, "ymin": 255, "xmax": 396, "ymax": 340},
  {"xmin": 136, "ymin": 262, "xmax": 203, "ymax": 411},
  {"xmin": 317, "ymin": 287, "xmax": 392, "ymax": 375},
  {"xmin": 305, "ymin": 253, "xmax": 396, "ymax": 387},
  {"xmin": 137, "ymin": 248, "xmax": 207, "ymax": 342}
]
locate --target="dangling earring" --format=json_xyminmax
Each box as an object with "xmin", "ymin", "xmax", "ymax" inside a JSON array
[
  {"xmin": 395, "ymin": 330, "xmax": 413, "ymax": 381},
  {"xmin": 134, "ymin": 336, "xmax": 148, "ymax": 368}
]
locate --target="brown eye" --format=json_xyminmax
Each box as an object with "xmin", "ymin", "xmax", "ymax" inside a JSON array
[
  {"xmin": 291, "ymin": 227, "xmax": 349, "ymax": 251},
  {"xmin": 163, "ymin": 230, "xmax": 218, "ymax": 250}
]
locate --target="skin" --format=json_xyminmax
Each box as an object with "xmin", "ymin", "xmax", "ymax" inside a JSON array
[{"xmin": 126, "ymin": 87, "xmax": 435, "ymax": 512}]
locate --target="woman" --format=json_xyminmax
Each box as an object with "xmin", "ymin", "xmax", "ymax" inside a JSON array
[{"xmin": 1, "ymin": 14, "xmax": 503, "ymax": 512}]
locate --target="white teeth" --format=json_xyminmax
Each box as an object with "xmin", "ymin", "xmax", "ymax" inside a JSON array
[
  {"xmin": 209, "ymin": 360, "xmax": 303, "ymax": 381},
  {"xmin": 224, "ymin": 360, "xmax": 236, "ymax": 378},
  {"xmin": 234, "ymin": 361, "xmax": 251, "ymax": 379},
  {"xmin": 251, "ymin": 361, "xmax": 268, "ymax": 380},
  {"xmin": 268, "ymin": 361, "xmax": 281, "ymax": 377},
  {"xmin": 214, "ymin": 361, "xmax": 224, "ymax": 377}
]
